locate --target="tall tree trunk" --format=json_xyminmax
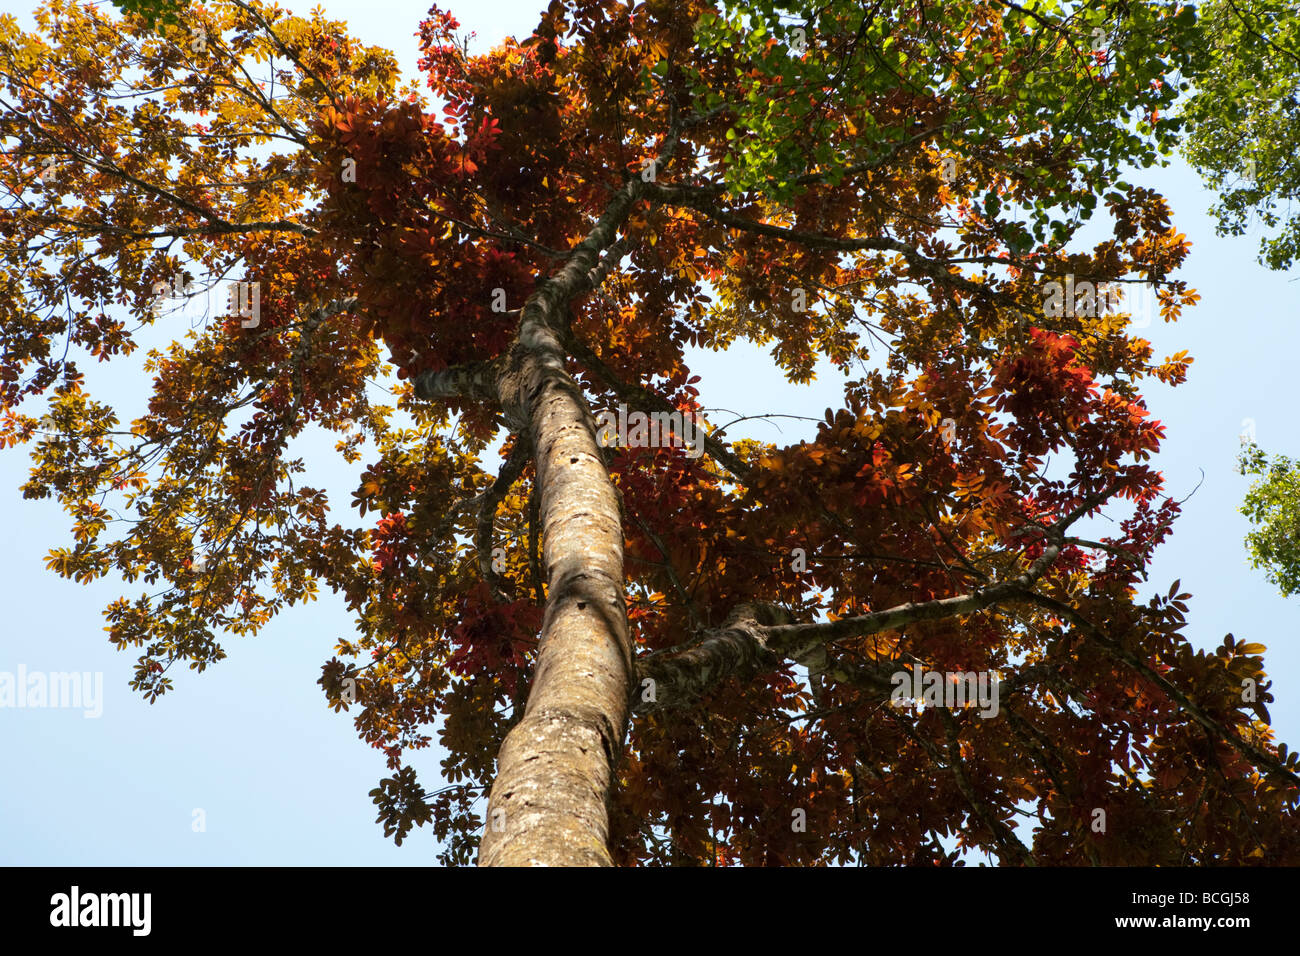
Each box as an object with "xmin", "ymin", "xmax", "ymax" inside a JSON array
[{"xmin": 477, "ymin": 206, "xmax": 638, "ymax": 865}]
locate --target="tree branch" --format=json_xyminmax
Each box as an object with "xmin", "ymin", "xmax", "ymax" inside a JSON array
[
  {"xmin": 1023, "ymin": 591, "xmax": 1300, "ymax": 791},
  {"xmin": 411, "ymin": 358, "xmax": 503, "ymax": 403},
  {"xmin": 564, "ymin": 328, "xmax": 753, "ymax": 481},
  {"xmin": 633, "ymin": 491, "xmax": 1120, "ymax": 713},
  {"xmin": 633, "ymin": 603, "xmax": 792, "ymax": 713},
  {"xmin": 938, "ymin": 709, "xmax": 1037, "ymax": 866},
  {"xmin": 476, "ymin": 437, "xmax": 531, "ymax": 602},
  {"xmin": 642, "ymin": 182, "xmax": 990, "ymax": 296}
]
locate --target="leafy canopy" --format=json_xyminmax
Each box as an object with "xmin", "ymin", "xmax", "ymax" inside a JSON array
[
  {"xmin": 1181, "ymin": 0, "xmax": 1300, "ymax": 270},
  {"xmin": 2, "ymin": 0, "xmax": 1297, "ymax": 865},
  {"xmin": 1238, "ymin": 441, "xmax": 1300, "ymax": 597}
]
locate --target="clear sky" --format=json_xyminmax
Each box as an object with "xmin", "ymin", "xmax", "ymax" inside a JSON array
[{"xmin": 1, "ymin": 0, "xmax": 1297, "ymax": 865}]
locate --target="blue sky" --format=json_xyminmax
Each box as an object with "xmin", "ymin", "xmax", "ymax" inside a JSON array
[{"xmin": 1, "ymin": 0, "xmax": 1297, "ymax": 865}]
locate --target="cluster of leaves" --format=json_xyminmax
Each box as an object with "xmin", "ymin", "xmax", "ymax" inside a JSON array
[
  {"xmin": 1, "ymin": 0, "xmax": 1296, "ymax": 865},
  {"xmin": 696, "ymin": 0, "xmax": 1197, "ymax": 235},
  {"xmin": 108, "ymin": 0, "xmax": 191, "ymax": 31},
  {"xmin": 1238, "ymin": 441, "xmax": 1300, "ymax": 597},
  {"xmin": 1181, "ymin": 0, "xmax": 1300, "ymax": 270}
]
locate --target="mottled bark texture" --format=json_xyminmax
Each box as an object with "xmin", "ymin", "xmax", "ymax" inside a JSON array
[
  {"xmin": 475, "ymin": 180, "xmax": 645, "ymax": 866},
  {"xmin": 633, "ymin": 604, "xmax": 793, "ymax": 715},
  {"xmin": 412, "ymin": 357, "xmax": 502, "ymax": 404}
]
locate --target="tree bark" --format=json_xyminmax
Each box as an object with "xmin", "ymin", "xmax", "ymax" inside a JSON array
[{"xmin": 476, "ymin": 182, "xmax": 643, "ymax": 866}]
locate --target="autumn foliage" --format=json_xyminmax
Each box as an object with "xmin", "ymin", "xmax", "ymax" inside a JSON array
[{"xmin": 1, "ymin": 0, "xmax": 1297, "ymax": 865}]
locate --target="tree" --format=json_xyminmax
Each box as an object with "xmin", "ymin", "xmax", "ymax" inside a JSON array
[
  {"xmin": 1180, "ymin": 0, "xmax": 1300, "ymax": 271},
  {"xmin": 1181, "ymin": 1, "xmax": 1300, "ymax": 600},
  {"xmin": 1237, "ymin": 441, "xmax": 1300, "ymax": 596},
  {"xmin": 2, "ymin": 0, "xmax": 1297, "ymax": 866}
]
